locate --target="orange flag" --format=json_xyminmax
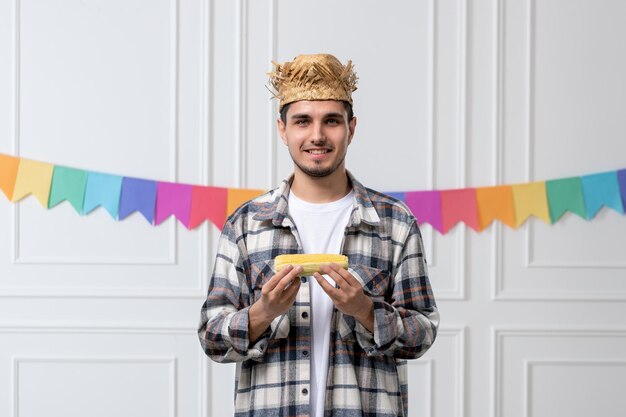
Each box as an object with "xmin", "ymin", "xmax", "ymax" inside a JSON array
[
  {"xmin": 0, "ymin": 154, "xmax": 20, "ymax": 200},
  {"xmin": 12, "ymin": 159, "xmax": 55, "ymax": 207},
  {"xmin": 511, "ymin": 181, "xmax": 551, "ymax": 226},
  {"xmin": 226, "ymin": 188, "xmax": 266, "ymax": 219},
  {"xmin": 475, "ymin": 185, "xmax": 517, "ymax": 230}
]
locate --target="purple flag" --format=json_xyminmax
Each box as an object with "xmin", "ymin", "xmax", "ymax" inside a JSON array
[
  {"xmin": 385, "ymin": 192, "xmax": 406, "ymax": 203},
  {"xmin": 405, "ymin": 190, "xmax": 443, "ymax": 233},
  {"xmin": 619, "ymin": 169, "xmax": 626, "ymax": 210},
  {"xmin": 155, "ymin": 181, "xmax": 193, "ymax": 228},
  {"xmin": 119, "ymin": 177, "xmax": 157, "ymax": 223}
]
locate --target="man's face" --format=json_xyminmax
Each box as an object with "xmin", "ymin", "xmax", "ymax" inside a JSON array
[{"xmin": 277, "ymin": 100, "xmax": 357, "ymax": 179}]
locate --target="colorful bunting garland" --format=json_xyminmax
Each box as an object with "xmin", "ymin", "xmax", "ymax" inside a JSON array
[{"xmin": 0, "ymin": 153, "xmax": 624, "ymax": 233}]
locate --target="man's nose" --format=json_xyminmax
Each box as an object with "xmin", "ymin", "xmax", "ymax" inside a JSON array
[{"xmin": 310, "ymin": 121, "xmax": 325, "ymax": 143}]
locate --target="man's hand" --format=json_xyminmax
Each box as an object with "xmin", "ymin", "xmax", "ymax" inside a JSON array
[
  {"xmin": 248, "ymin": 264, "xmax": 303, "ymax": 343},
  {"xmin": 314, "ymin": 263, "xmax": 375, "ymax": 333}
]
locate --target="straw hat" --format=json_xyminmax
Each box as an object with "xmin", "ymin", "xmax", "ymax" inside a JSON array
[{"xmin": 268, "ymin": 53, "xmax": 358, "ymax": 110}]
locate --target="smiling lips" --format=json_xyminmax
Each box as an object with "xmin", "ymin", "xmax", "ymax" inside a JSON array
[{"xmin": 306, "ymin": 149, "xmax": 331, "ymax": 154}]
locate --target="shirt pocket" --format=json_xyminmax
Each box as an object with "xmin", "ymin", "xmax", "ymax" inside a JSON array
[
  {"xmin": 349, "ymin": 265, "xmax": 392, "ymax": 298},
  {"xmin": 249, "ymin": 259, "xmax": 275, "ymax": 304}
]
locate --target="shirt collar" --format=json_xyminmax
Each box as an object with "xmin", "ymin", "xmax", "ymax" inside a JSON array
[{"xmin": 253, "ymin": 170, "xmax": 381, "ymax": 227}]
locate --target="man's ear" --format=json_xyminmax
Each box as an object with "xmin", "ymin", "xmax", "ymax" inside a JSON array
[
  {"xmin": 348, "ymin": 116, "xmax": 357, "ymax": 145},
  {"xmin": 277, "ymin": 118, "xmax": 288, "ymax": 145}
]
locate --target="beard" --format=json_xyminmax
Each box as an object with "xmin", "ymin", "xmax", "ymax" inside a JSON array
[{"xmin": 291, "ymin": 150, "xmax": 346, "ymax": 178}]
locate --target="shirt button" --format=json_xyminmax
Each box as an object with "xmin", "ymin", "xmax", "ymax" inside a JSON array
[
  {"xmin": 301, "ymin": 312, "xmax": 308, "ymax": 319},
  {"xmin": 302, "ymin": 388, "xmax": 308, "ymax": 395},
  {"xmin": 301, "ymin": 277, "xmax": 307, "ymax": 283},
  {"xmin": 303, "ymin": 350, "xmax": 309, "ymax": 356}
]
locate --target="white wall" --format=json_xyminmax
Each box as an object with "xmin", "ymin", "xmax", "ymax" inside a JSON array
[{"xmin": 1, "ymin": 1, "xmax": 625, "ymax": 416}]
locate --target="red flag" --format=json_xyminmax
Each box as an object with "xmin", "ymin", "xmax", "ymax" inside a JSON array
[
  {"xmin": 441, "ymin": 188, "xmax": 479, "ymax": 233},
  {"xmin": 189, "ymin": 185, "xmax": 228, "ymax": 230}
]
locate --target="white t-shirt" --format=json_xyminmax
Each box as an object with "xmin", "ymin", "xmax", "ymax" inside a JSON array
[{"xmin": 288, "ymin": 190, "xmax": 354, "ymax": 417}]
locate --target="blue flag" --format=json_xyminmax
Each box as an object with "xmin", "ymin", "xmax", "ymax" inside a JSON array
[
  {"xmin": 83, "ymin": 172, "xmax": 123, "ymax": 218},
  {"xmin": 581, "ymin": 171, "xmax": 624, "ymax": 218},
  {"xmin": 118, "ymin": 177, "xmax": 157, "ymax": 224}
]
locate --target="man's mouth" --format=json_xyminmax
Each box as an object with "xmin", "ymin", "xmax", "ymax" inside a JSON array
[{"xmin": 305, "ymin": 149, "xmax": 331, "ymax": 155}]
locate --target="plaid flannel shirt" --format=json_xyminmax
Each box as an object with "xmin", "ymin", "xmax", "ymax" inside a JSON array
[{"xmin": 198, "ymin": 172, "xmax": 439, "ymax": 417}]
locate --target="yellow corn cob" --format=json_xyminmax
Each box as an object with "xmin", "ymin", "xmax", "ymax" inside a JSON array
[{"xmin": 274, "ymin": 254, "xmax": 349, "ymax": 276}]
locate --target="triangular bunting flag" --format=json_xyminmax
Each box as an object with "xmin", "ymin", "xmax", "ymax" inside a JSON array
[
  {"xmin": 0, "ymin": 154, "xmax": 20, "ymax": 200},
  {"xmin": 155, "ymin": 182, "xmax": 193, "ymax": 228},
  {"xmin": 511, "ymin": 181, "xmax": 550, "ymax": 226},
  {"xmin": 618, "ymin": 169, "xmax": 626, "ymax": 210},
  {"xmin": 441, "ymin": 188, "xmax": 479, "ymax": 233},
  {"xmin": 118, "ymin": 177, "xmax": 158, "ymax": 224},
  {"xmin": 227, "ymin": 188, "xmax": 265, "ymax": 218},
  {"xmin": 405, "ymin": 190, "xmax": 443, "ymax": 233},
  {"xmin": 49, "ymin": 166, "xmax": 88, "ymax": 213},
  {"xmin": 581, "ymin": 171, "xmax": 625, "ymax": 218},
  {"xmin": 83, "ymin": 172, "xmax": 123, "ymax": 218},
  {"xmin": 545, "ymin": 177, "xmax": 587, "ymax": 222},
  {"xmin": 12, "ymin": 159, "xmax": 54, "ymax": 207},
  {"xmin": 476, "ymin": 185, "xmax": 517, "ymax": 229},
  {"xmin": 189, "ymin": 185, "xmax": 228, "ymax": 230}
]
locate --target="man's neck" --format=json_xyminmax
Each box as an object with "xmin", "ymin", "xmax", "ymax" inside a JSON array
[{"xmin": 290, "ymin": 168, "xmax": 352, "ymax": 204}]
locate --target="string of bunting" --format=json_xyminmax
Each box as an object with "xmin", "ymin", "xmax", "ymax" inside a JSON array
[{"xmin": 1, "ymin": 153, "xmax": 625, "ymax": 233}]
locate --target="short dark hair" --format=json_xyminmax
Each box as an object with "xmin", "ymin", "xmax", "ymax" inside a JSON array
[{"xmin": 279, "ymin": 101, "xmax": 354, "ymax": 124}]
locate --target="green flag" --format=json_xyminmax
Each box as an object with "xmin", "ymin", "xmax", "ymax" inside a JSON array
[
  {"xmin": 49, "ymin": 166, "xmax": 88, "ymax": 214},
  {"xmin": 545, "ymin": 177, "xmax": 587, "ymax": 222}
]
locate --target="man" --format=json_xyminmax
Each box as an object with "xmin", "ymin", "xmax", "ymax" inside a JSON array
[{"xmin": 198, "ymin": 53, "xmax": 439, "ymax": 417}]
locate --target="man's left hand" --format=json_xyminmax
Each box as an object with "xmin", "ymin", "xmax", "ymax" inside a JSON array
[{"xmin": 313, "ymin": 263, "xmax": 375, "ymax": 333}]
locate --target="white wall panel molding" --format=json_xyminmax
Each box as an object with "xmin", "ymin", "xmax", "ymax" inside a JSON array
[
  {"xmin": 199, "ymin": 0, "xmax": 215, "ymax": 298},
  {"xmin": 0, "ymin": 322, "xmax": 202, "ymax": 417},
  {"xmin": 407, "ymin": 359, "xmax": 433, "ymax": 417},
  {"xmin": 411, "ymin": 325, "xmax": 466, "ymax": 417},
  {"xmin": 12, "ymin": 356, "xmax": 177, "ymax": 417},
  {"xmin": 429, "ymin": 0, "xmax": 468, "ymax": 301},
  {"xmin": 523, "ymin": 359, "xmax": 626, "ymax": 417},
  {"xmin": 521, "ymin": 0, "xmax": 626, "ymax": 271},
  {"xmin": 491, "ymin": 327, "xmax": 626, "ymax": 417},
  {"xmin": 0, "ymin": 322, "xmax": 195, "ymax": 333},
  {"xmin": 10, "ymin": 0, "xmax": 181, "ymax": 266},
  {"xmin": 489, "ymin": 0, "xmax": 505, "ymax": 302},
  {"xmin": 234, "ymin": 0, "xmax": 248, "ymax": 188},
  {"xmin": 266, "ymin": 0, "xmax": 278, "ymax": 189},
  {"xmin": 492, "ymin": 0, "xmax": 626, "ymax": 301}
]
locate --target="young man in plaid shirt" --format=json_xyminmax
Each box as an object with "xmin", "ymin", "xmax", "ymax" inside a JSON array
[{"xmin": 198, "ymin": 53, "xmax": 439, "ymax": 417}]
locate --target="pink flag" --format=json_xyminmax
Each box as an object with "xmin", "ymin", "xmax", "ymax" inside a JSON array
[
  {"xmin": 189, "ymin": 185, "xmax": 228, "ymax": 230},
  {"xmin": 155, "ymin": 181, "xmax": 193, "ymax": 228},
  {"xmin": 405, "ymin": 190, "xmax": 443, "ymax": 233},
  {"xmin": 441, "ymin": 188, "xmax": 480, "ymax": 233}
]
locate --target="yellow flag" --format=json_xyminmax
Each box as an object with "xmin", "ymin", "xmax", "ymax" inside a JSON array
[
  {"xmin": 511, "ymin": 181, "xmax": 551, "ymax": 226},
  {"xmin": 12, "ymin": 159, "xmax": 54, "ymax": 207},
  {"xmin": 226, "ymin": 188, "xmax": 265, "ymax": 217}
]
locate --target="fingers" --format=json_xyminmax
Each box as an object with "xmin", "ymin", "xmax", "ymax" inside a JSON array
[
  {"xmin": 263, "ymin": 265, "xmax": 292, "ymax": 292},
  {"xmin": 264, "ymin": 265, "xmax": 302, "ymax": 293},
  {"xmin": 263, "ymin": 265, "xmax": 302, "ymax": 294},
  {"xmin": 319, "ymin": 264, "xmax": 352, "ymax": 289},
  {"xmin": 313, "ymin": 272, "xmax": 340, "ymax": 297}
]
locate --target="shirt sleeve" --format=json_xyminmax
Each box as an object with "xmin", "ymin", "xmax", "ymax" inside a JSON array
[
  {"xmin": 349, "ymin": 220, "xmax": 439, "ymax": 359},
  {"xmin": 197, "ymin": 220, "xmax": 289, "ymax": 363}
]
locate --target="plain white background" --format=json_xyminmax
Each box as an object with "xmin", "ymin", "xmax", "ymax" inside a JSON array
[{"xmin": 1, "ymin": 0, "xmax": 625, "ymax": 416}]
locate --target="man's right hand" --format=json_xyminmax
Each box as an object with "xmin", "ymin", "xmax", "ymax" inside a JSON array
[{"xmin": 248, "ymin": 264, "xmax": 303, "ymax": 343}]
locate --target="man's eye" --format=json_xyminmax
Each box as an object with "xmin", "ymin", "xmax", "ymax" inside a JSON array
[
  {"xmin": 294, "ymin": 120, "xmax": 307, "ymax": 125},
  {"xmin": 326, "ymin": 119, "xmax": 339, "ymax": 125}
]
